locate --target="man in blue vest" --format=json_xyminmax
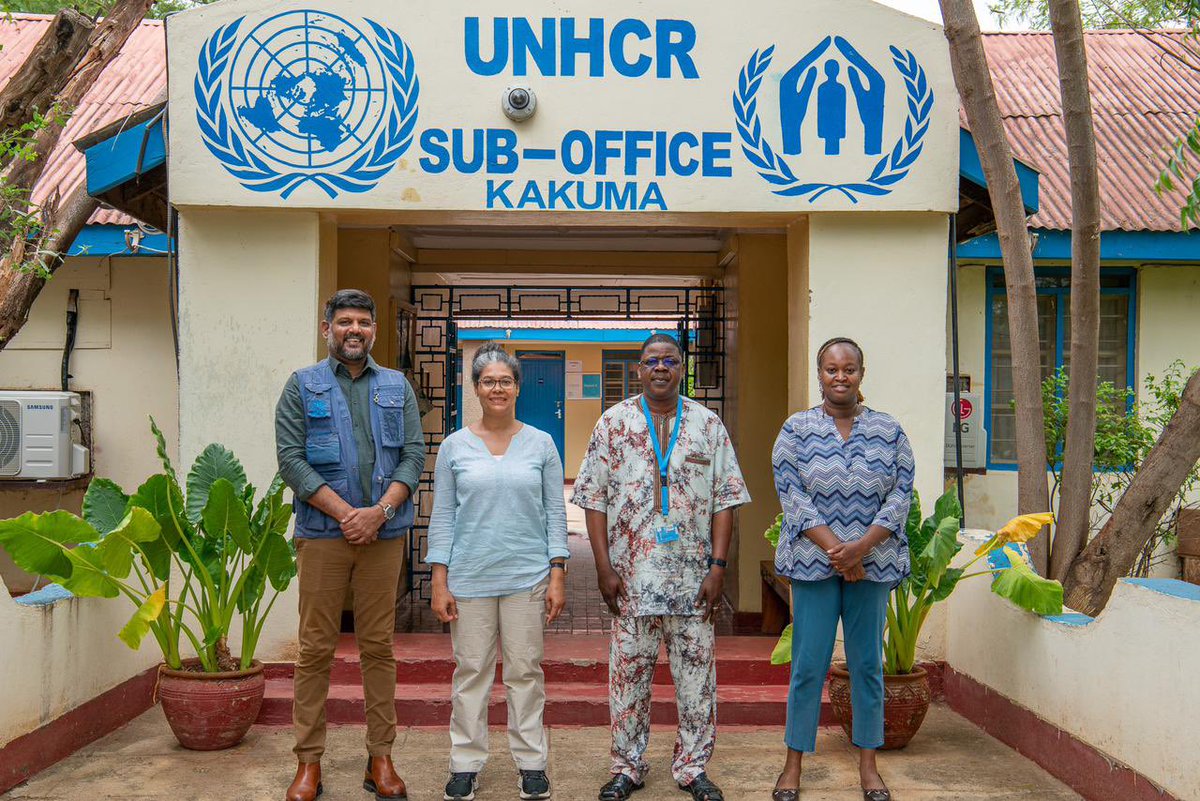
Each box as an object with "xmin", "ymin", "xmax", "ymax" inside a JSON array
[{"xmin": 276, "ymin": 289, "xmax": 425, "ymax": 801}]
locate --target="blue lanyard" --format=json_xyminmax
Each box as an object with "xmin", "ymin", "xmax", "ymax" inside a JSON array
[{"xmin": 641, "ymin": 395, "xmax": 683, "ymax": 517}]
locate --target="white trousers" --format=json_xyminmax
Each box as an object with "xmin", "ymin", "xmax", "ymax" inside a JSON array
[{"xmin": 449, "ymin": 578, "xmax": 549, "ymax": 772}]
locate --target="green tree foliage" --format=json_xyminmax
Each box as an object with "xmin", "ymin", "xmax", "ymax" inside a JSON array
[
  {"xmin": 1041, "ymin": 362, "xmax": 1200, "ymax": 575},
  {"xmin": 989, "ymin": 0, "xmax": 1199, "ymax": 28},
  {"xmin": 0, "ymin": 0, "xmax": 214, "ymax": 19}
]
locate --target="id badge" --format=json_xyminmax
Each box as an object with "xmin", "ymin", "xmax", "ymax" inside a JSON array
[{"xmin": 655, "ymin": 524, "xmax": 680, "ymax": 544}]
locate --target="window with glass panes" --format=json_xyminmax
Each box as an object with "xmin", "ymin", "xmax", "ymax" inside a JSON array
[
  {"xmin": 602, "ymin": 350, "xmax": 642, "ymax": 410},
  {"xmin": 986, "ymin": 268, "xmax": 1136, "ymax": 467}
]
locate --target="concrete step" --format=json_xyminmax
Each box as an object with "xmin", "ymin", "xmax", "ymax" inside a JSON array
[
  {"xmin": 257, "ymin": 679, "xmax": 830, "ymax": 727},
  {"xmin": 263, "ymin": 633, "xmax": 792, "ymax": 687}
]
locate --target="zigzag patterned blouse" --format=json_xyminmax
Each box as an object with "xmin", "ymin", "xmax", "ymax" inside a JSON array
[{"xmin": 772, "ymin": 407, "xmax": 914, "ymax": 586}]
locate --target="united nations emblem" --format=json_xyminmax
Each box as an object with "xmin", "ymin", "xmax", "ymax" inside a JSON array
[
  {"xmin": 732, "ymin": 37, "xmax": 933, "ymax": 202},
  {"xmin": 195, "ymin": 10, "xmax": 420, "ymax": 199}
]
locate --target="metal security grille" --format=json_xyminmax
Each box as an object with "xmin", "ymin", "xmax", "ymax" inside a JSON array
[{"xmin": 404, "ymin": 284, "xmax": 726, "ymax": 612}]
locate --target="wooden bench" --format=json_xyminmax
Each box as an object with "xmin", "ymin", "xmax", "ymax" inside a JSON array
[{"xmin": 760, "ymin": 560, "xmax": 791, "ymax": 634}]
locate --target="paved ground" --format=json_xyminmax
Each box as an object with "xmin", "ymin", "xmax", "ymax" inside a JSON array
[{"xmin": 4, "ymin": 706, "xmax": 1080, "ymax": 801}]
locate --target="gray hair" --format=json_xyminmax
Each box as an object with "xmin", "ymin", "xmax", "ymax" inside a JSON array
[{"xmin": 470, "ymin": 342, "xmax": 521, "ymax": 385}]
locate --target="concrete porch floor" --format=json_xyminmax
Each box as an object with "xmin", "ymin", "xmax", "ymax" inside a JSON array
[{"xmin": 3, "ymin": 706, "xmax": 1081, "ymax": 801}]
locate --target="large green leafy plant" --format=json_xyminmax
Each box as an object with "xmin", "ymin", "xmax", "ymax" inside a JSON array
[
  {"xmin": 764, "ymin": 487, "xmax": 1064, "ymax": 669},
  {"xmin": 0, "ymin": 419, "xmax": 296, "ymax": 672}
]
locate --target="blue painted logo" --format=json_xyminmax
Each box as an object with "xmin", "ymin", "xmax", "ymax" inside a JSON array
[
  {"xmin": 195, "ymin": 10, "xmax": 420, "ymax": 199},
  {"xmin": 733, "ymin": 36, "xmax": 933, "ymax": 202}
]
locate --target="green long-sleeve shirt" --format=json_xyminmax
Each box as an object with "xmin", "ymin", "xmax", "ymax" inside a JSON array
[{"xmin": 275, "ymin": 355, "xmax": 425, "ymax": 503}]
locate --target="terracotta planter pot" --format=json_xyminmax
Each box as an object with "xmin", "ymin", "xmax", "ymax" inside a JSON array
[
  {"xmin": 827, "ymin": 662, "xmax": 931, "ymax": 750},
  {"xmin": 157, "ymin": 659, "xmax": 265, "ymax": 750}
]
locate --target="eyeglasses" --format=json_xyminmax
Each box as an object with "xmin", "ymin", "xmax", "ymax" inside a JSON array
[
  {"xmin": 640, "ymin": 357, "xmax": 681, "ymax": 370},
  {"xmin": 479, "ymin": 377, "xmax": 517, "ymax": 390}
]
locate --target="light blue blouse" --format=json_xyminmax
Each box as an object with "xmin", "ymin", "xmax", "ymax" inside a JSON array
[{"xmin": 425, "ymin": 424, "xmax": 569, "ymax": 598}]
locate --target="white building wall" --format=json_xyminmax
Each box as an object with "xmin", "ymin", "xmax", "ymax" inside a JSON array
[
  {"xmin": 808, "ymin": 212, "xmax": 949, "ymax": 507},
  {"xmin": 946, "ymin": 578, "xmax": 1200, "ymax": 801},
  {"xmin": 177, "ymin": 208, "xmax": 329, "ymax": 660}
]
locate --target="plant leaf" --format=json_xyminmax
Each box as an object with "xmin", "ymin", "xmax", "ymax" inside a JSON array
[
  {"xmin": 260, "ymin": 532, "xmax": 297, "ymax": 591},
  {"xmin": 92, "ymin": 507, "xmax": 164, "ymax": 580},
  {"xmin": 770, "ymin": 624, "xmax": 793, "ymax": 665},
  {"xmin": 921, "ymin": 517, "xmax": 962, "ymax": 588},
  {"xmin": 82, "ymin": 479, "xmax": 129, "ymax": 535},
  {"xmin": 996, "ymin": 512, "xmax": 1055, "ymax": 546},
  {"xmin": 202, "ymin": 478, "xmax": 253, "ymax": 553},
  {"xmin": 118, "ymin": 585, "xmax": 167, "ymax": 649},
  {"xmin": 991, "ymin": 548, "xmax": 1064, "ymax": 615},
  {"xmin": 933, "ymin": 484, "xmax": 962, "ymax": 527},
  {"xmin": 0, "ymin": 511, "xmax": 101, "ymax": 583},
  {"xmin": 130, "ymin": 474, "xmax": 189, "ymax": 549},
  {"xmin": 148, "ymin": 416, "xmax": 178, "ymax": 485},
  {"xmin": 186, "ymin": 444, "xmax": 248, "ymax": 524},
  {"xmin": 763, "ymin": 513, "xmax": 782, "ymax": 548},
  {"xmin": 928, "ymin": 567, "xmax": 965, "ymax": 602}
]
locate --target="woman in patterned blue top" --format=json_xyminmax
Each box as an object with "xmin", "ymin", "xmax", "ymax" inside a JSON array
[{"xmin": 770, "ymin": 338, "xmax": 914, "ymax": 801}]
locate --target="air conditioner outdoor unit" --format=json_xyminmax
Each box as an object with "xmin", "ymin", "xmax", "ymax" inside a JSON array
[{"xmin": 0, "ymin": 391, "xmax": 90, "ymax": 480}]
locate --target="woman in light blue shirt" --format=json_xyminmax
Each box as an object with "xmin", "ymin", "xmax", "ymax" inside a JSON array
[{"xmin": 427, "ymin": 342, "xmax": 568, "ymax": 801}]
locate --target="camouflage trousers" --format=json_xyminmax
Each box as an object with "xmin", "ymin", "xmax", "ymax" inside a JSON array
[{"xmin": 609, "ymin": 614, "xmax": 716, "ymax": 785}]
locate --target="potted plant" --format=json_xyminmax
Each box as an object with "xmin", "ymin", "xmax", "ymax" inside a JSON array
[
  {"xmin": 764, "ymin": 486, "xmax": 1062, "ymax": 749},
  {"xmin": 0, "ymin": 419, "xmax": 296, "ymax": 750}
]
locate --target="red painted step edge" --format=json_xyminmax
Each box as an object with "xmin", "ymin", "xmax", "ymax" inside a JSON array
[{"xmin": 255, "ymin": 679, "xmax": 831, "ymax": 728}]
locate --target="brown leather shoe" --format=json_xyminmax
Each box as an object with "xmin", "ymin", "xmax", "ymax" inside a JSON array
[
  {"xmin": 363, "ymin": 755, "xmax": 408, "ymax": 800},
  {"xmin": 286, "ymin": 762, "xmax": 323, "ymax": 801}
]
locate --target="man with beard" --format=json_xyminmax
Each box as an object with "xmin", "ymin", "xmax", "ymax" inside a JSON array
[
  {"xmin": 275, "ymin": 289, "xmax": 425, "ymax": 801},
  {"xmin": 572, "ymin": 333, "xmax": 750, "ymax": 801}
]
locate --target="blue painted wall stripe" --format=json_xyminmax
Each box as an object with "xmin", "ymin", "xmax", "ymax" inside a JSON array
[
  {"xmin": 960, "ymin": 229, "xmax": 1200, "ymax": 263},
  {"xmin": 68, "ymin": 224, "xmax": 172, "ymax": 258},
  {"xmin": 458, "ymin": 328, "xmax": 655, "ymax": 343}
]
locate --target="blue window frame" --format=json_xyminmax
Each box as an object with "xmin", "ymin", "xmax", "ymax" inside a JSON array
[{"xmin": 984, "ymin": 267, "xmax": 1137, "ymax": 469}]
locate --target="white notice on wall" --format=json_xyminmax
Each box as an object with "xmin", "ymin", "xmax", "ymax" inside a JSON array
[
  {"xmin": 566, "ymin": 374, "xmax": 584, "ymax": 399},
  {"xmin": 566, "ymin": 360, "xmax": 584, "ymax": 373}
]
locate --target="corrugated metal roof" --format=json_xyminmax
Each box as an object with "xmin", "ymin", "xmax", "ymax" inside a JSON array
[
  {"xmin": 980, "ymin": 30, "xmax": 1200, "ymax": 231},
  {"xmin": 0, "ymin": 13, "xmax": 164, "ymax": 227},
  {"xmin": 2, "ymin": 16, "xmax": 1196, "ymax": 233}
]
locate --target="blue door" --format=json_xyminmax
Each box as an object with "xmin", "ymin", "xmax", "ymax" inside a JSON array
[{"xmin": 516, "ymin": 352, "xmax": 565, "ymax": 463}]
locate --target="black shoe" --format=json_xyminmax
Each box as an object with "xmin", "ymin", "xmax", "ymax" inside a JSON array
[
  {"xmin": 443, "ymin": 772, "xmax": 478, "ymax": 801},
  {"xmin": 679, "ymin": 772, "xmax": 724, "ymax": 801},
  {"xmin": 598, "ymin": 774, "xmax": 644, "ymax": 801},
  {"xmin": 519, "ymin": 769, "xmax": 552, "ymax": 800}
]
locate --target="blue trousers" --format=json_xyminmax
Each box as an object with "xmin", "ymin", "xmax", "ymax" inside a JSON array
[{"xmin": 786, "ymin": 576, "xmax": 890, "ymax": 752}]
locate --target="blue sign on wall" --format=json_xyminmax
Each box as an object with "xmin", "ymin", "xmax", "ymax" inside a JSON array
[{"xmin": 581, "ymin": 373, "xmax": 602, "ymax": 400}]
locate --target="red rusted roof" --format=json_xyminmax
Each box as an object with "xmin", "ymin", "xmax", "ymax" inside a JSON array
[
  {"xmin": 0, "ymin": 13, "xmax": 164, "ymax": 226},
  {"xmin": 979, "ymin": 30, "xmax": 1200, "ymax": 231},
  {"xmin": 1, "ymin": 16, "xmax": 1196, "ymax": 233}
]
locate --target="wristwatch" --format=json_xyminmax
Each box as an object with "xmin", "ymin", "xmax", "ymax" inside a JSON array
[
  {"xmin": 707, "ymin": 557, "xmax": 728, "ymax": 569},
  {"xmin": 376, "ymin": 501, "xmax": 395, "ymax": 521},
  {"xmin": 550, "ymin": 561, "xmax": 568, "ymax": 576}
]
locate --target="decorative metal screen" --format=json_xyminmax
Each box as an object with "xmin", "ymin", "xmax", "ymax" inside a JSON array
[{"xmin": 404, "ymin": 284, "xmax": 726, "ymax": 610}]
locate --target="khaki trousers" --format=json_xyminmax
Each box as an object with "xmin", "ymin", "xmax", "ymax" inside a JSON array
[
  {"xmin": 449, "ymin": 579, "xmax": 549, "ymax": 772},
  {"xmin": 293, "ymin": 537, "xmax": 404, "ymax": 762}
]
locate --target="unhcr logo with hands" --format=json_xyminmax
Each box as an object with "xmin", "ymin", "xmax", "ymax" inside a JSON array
[
  {"xmin": 733, "ymin": 36, "xmax": 933, "ymax": 202},
  {"xmin": 194, "ymin": 10, "xmax": 420, "ymax": 199}
]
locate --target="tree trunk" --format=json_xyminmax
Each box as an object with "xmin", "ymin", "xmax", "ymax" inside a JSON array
[
  {"xmin": 0, "ymin": 0, "xmax": 155, "ymax": 351},
  {"xmin": 4, "ymin": 0, "xmax": 156, "ymax": 195},
  {"xmin": 940, "ymin": 0, "xmax": 1052, "ymax": 568},
  {"xmin": 0, "ymin": 9, "xmax": 94, "ymax": 171},
  {"xmin": 1063, "ymin": 369, "xmax": 1200, "ymax": 615},
  {"xmin": 1048, "ymin": 0, "xmax": 1103, "ymax": 581},
  {"xmin": 0, "ymin": 185, "xmax": 98, "ymax": 347}
]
